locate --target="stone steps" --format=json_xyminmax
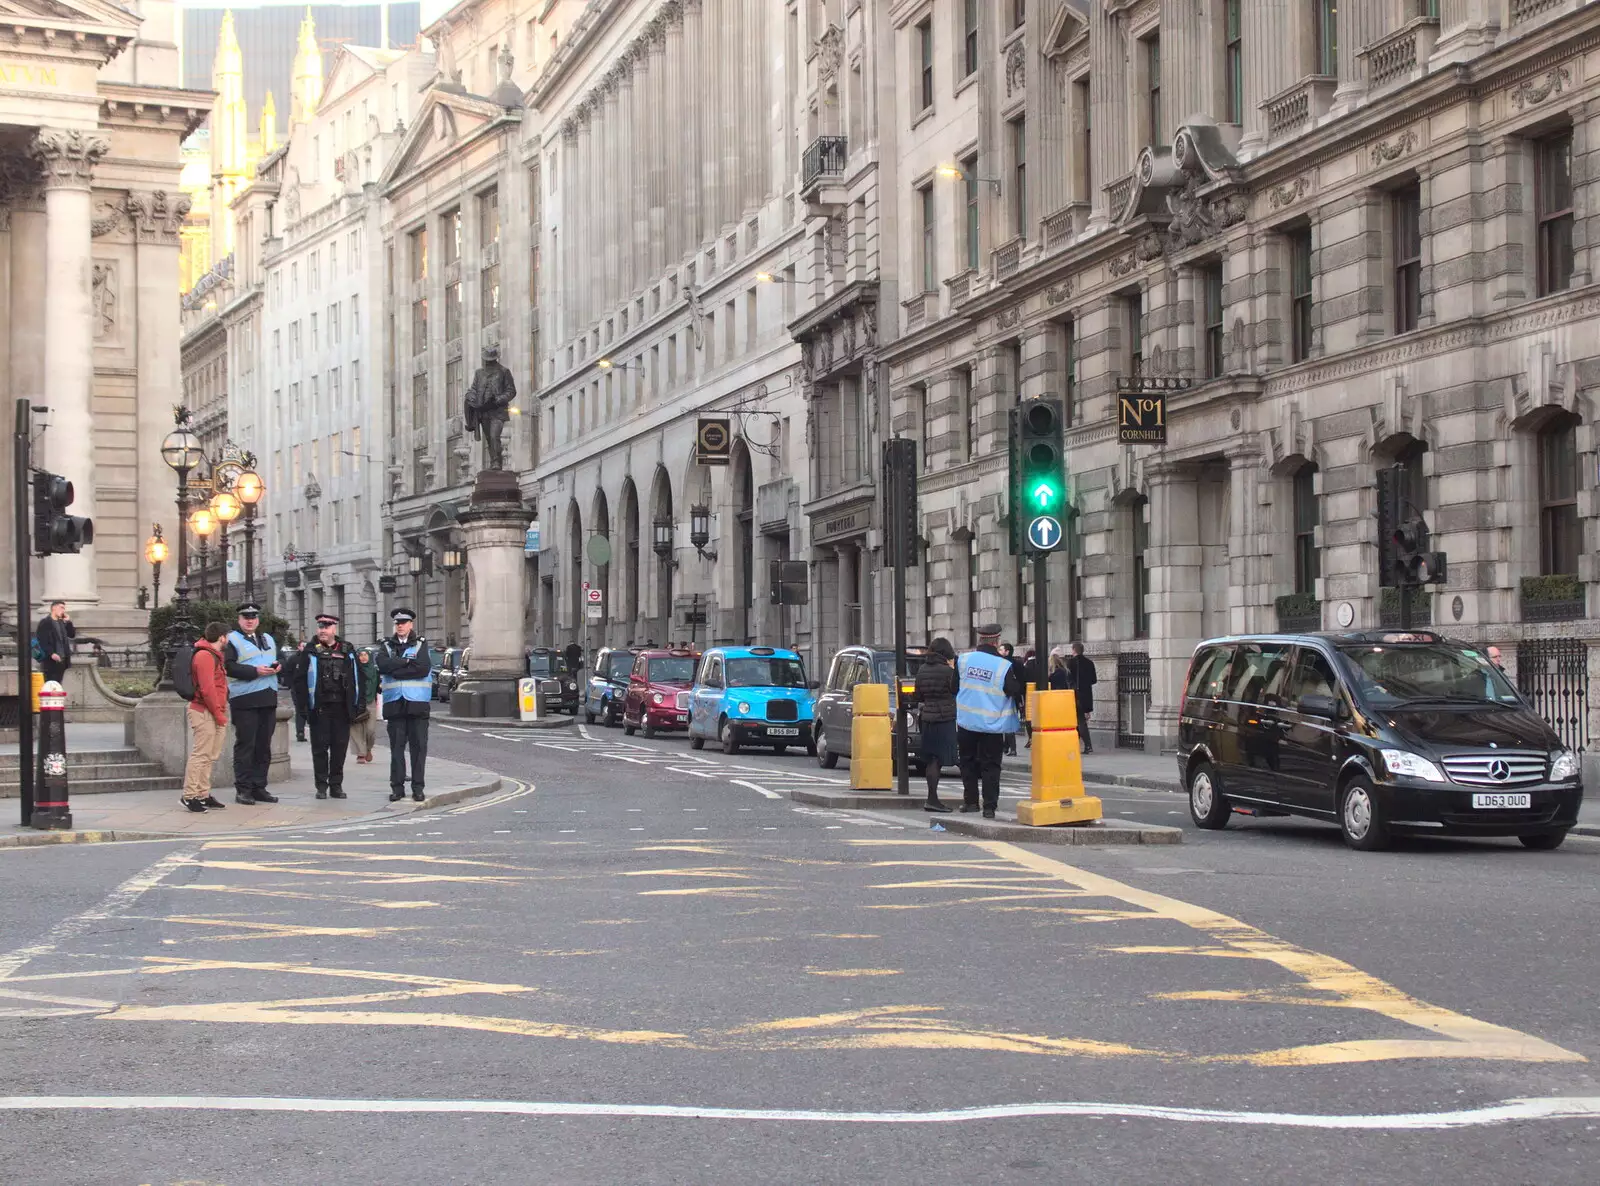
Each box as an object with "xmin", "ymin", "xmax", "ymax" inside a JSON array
[{"xmin": 0, "ymin": 748, "xmax": 182, "ymax": 797}]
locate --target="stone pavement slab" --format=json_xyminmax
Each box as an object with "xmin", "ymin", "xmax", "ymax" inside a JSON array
[{"xmin": 0, "ymin": 752, "xmax": 504, "ymax": 847}]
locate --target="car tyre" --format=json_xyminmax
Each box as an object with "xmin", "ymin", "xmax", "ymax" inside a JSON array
[
  {"xmin": 642, "ymin": 721, "xmax": 657, "ymax": 739},
  {"xmin": 606, "ymin": 701, "xmax": 621, "ymax": 728},
  {"xmin": 1339, "ymin": 776, "xmax": 1392, "ymax": 851},
  {"xmin": 1187, "ymin": 762, "xmax": 1231, "ymax": 830},
  {"xmin": 584, "ymin": 709, "xmax": 596, "ymax": 725},
  {"xmin": 1519, "ymin": 830, "xmax": 1568, "ymax": 851},
  {"xmin": 815, "ymin": 725, "xmax": 839, "ymax": 769},
  {"xmin": 720, "ymin": 717, "xmax": 740, "ymax": 756},
  {"xmin": 623, "ymin": 720, "xmax": 637, "ymax": 737},
  {"xmin": 689, "ymin": 732, "xmax": 705, "ymax": 751}
]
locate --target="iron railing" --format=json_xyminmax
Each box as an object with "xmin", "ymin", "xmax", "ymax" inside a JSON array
[
  {"xmin": 1116, "ymin": 652, "xmax": 1151, "ymax": 751},
  {"xmin": 1515, "ymin": 639, "xmax": 1590, "ymax": 754},
  {"xmin": 801, "ymin": 136, "xmax": 847, "ymax": 193}
]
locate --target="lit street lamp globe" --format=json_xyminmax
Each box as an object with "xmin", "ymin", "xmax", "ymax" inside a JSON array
[
  {"xmin": 160, "ymin": 424, "xmax": 204, "ymax": 474},
  {"xmin": 211, "ymin": 490, "xmax": 243, "ymax": 523},
  {"xmin": 189, "ymin": 506, "xmax": 217, "ymax": 537},
  {"xmin": 234, "ymin": 469, "xmax": 265, "ymax": 505},
  {"xmin": 145, "ymin": 534, "xmax": 168, "ymax": 565}
]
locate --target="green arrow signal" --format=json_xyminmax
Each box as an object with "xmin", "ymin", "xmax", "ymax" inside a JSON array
[{"xmin": 1031, "ymin": 480, "xmax": 1059, "ymax": 510}]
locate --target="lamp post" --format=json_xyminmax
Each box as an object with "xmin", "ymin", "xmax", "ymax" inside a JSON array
[
  {"xmin": 210, "ymin": 488, "xmax": 242, "ymax": 603},
  {"xmin": 234, "ymin": 463, "xmax": 264, "ymax": 600},
  {"xmin": 145, "ymin": 525, "xmax": 168, "ymax": 609},
  {"xmin": 159, "ymin": 411, "xmax": 205, "ymax": 683},
  {"xmin": 190, "ymin": 505, "xmax": 217, "ymax": 600}
]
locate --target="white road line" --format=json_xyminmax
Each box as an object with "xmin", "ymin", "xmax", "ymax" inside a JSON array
[
  {"xmin": 728, "ymin": 779, "xmax": 783, "ymax": 800},
  {"xmin": 2, "ymin": 1095, "xmax": 1597, "ymax": 1130},
  {"xmin": 434, "ymin": 723, "xmax": 474, "ymax": 733},
  {"xmin": 0, "ymin": 848, "xmax": 195, "ymax": 981}
]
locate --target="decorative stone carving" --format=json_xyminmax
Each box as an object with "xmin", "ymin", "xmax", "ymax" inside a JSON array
[
  {"xmin": 1108, "ymin": 251, "xmax": 1138, "ymax": 277},
  {"xmin": 995, "ymin": 307, "xmax": 1023, "ymax": 331},
  {"xmin": 1045, "ymin": 281, "xmax": 1073, "ymax": 305},
  {"xmin": 1370, "ymin": 129, "xmax": 1418, "ymax": 166},
  {"xmin": 91, "ymin": 197, "xmax": 125, "ymax": 237},
  {"xmin": 30, "ymin": 128, "xmax": 110, "ymax": 190},
  {"xmin": 816, "ymin": 24, "xmax": 844, "ymax": 84},
  {"xmin": 124, "ymin": 190, "xmax": 191, "ymax": 243},
  {"xmin": 304, "ymin": 475, "xmax": 322, "ymax": 502},
  {"xmin": 1005, "ymin": 39, "xmax": 1026, "ymax": 96},
  {"xmin": 1510, "ymin": 66, "xmax": 1570, "ymax": 110},
  {"xmin": 1268, "ymin": 177, "xmax": 1310, "ymax": 210},
  {"xmin": 1134, "ymin": 232, "xmax": 1165, "ymax": 261},
  {"xmin": 91, "ymin": 262, "xmax": 116, "ymax": 338}
]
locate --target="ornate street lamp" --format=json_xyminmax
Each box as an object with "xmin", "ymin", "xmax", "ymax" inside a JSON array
[
  {"xmin": 689, "ymin": 505, "xmax": 716, "ymax": 561},
  {"xmin": 234, "ymin": 463, "xmax": 264, "ymax": 600},
  {"xmin": 652, "ymin": 517, "xmax": 675, "ymax": 560},
  {"xmin": 190, "ymin": 506, "xmax": 217, "ymax": 600},
  {"xmin": 440, "ymin": 546, "xmax": 466, "ymax": 572},
  {"xmin": 158, "ymin": 410, "xmax": 205, "ymax": 683},
  {"xmin": 210, "ymin": 489, "xmax": 242, "ymax": 603},
  {"xmin": 145, "ymin": 525, "xmax": 168, "ymax": 610}
]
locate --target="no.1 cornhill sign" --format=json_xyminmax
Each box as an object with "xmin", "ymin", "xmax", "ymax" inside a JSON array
[{"xmin": 1117, "ymin": 376, "xmax": 1191, "ymax": 445}]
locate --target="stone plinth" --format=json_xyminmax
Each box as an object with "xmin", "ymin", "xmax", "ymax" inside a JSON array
[
  {"xmin": 451, "ymin": 471, "xmax": 528, "ymax": 719},
  {"xmin": 135, "ymin": 692, "xmax": 292, "ymax": 786}
]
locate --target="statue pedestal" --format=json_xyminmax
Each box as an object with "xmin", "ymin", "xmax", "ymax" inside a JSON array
[{"xmin": 451, "ymin": 471, "xmax": 528, "ymax": 719}]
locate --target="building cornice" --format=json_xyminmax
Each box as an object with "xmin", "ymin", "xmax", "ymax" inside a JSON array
[
  {"xmin": 526, "ymin": 0, "xmax": 637, "ymax": 111},
  {"xmin": 99, "ymin": 82, "xmax": 213, "ymax": 137}
]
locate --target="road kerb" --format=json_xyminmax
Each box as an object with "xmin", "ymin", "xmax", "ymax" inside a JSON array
[{"xmin": 851, "ymin": 807, "xmax": 1181, "ymax": 844}]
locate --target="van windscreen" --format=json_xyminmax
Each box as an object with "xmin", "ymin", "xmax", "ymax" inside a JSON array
[{"xmin": 1335, "ymin": 643, "xmax": 1521, "ymax": 708}]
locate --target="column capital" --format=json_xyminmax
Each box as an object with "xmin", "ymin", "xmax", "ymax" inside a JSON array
[{"xmin": 31, "ymin": 128, "xmax": 110, "ymax": 190}]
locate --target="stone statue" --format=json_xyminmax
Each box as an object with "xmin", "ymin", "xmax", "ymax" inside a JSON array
[{"xmin": 464, "ymin": 343, "xmax": 516, "ymax": 472}]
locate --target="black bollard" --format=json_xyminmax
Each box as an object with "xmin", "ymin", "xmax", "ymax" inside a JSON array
[{"xmin": 31, "ymin": 681, "xmax": 71, "ymax": 831}]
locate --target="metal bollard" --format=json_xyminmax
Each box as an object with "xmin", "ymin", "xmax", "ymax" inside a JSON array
[
  {"xmin": 32, "ymin": 681, "xmax": 72, "ymax": 831},
  {"xmin": 518, "ymin": 677, "xmax": 541, "ymax": 722},
  {"xmin": 1017, "ymin": 688, "xmax": 1102, "ymax": 827},
  {"xmin": 30, "ymin": 671, "xmax": 43, "ymax": 712},
  {"xmin": 850, "ymin": 682, "xmax": 894, "ymax": 791}
]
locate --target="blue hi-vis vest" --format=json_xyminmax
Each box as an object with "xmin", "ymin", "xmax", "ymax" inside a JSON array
[
  {"xmin": 307, "ymin": 647, "xmax": 358, "ymax": 711},
  {"xmin": 956, "ymin": 649, "xmax": 1020, "ymax": 733},
  {"xmin": 226, "ymin": 630, "xmax": 278, "ymax": 699},
  {"xmin": 380, "ymin": 640, "xmax": 432, "ymax": 705}
]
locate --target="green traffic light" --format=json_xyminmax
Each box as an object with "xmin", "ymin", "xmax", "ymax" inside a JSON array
[{"xmin": 1031, "ymin": 480, "xmax": 1059, "ymax": 510}]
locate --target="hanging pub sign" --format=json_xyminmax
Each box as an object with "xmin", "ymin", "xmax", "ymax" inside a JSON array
[
  {"xmin": 378, "ymin": 575, "xmax": 398, "ymax": 593},
  {"xmin": 697, "ymin": 417, "xmax": 732, "ymax": 465},
  {"xmin": 1116, "ymin": 376, "xmax": 1191, "ymax": 445}
]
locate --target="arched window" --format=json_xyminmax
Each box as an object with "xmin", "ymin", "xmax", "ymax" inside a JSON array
[
  {"xmin": 1538, "ymin": 414, "xmax": 1580, "ymax": 576},
  {"xmin": 1292, "ymin": 463, "xmax": 1319, "ymax": 594}
]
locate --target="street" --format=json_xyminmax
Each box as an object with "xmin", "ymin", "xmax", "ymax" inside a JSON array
[{"xmin": 0, "ymin": 722, "xmax": 1596, "ymax": 1185}]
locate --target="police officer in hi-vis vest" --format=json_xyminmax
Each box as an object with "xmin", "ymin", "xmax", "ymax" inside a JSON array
[
  {"xmin": 955, "ymin": 623, "xmax": 1024, "ymax": 819},
  {"xmin": 223, "ymin": 602, "xmax": 281, "ymax": 805},
  {"xmin": 281, "ymin": 613, "xmax": 367, "ymax": 800},
  {"xmin": 375, "ymin": 607, "xmax": 434, "ymax": 802}
]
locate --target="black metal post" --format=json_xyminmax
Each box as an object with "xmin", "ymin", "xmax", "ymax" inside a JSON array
[
  {"xmin": 160, "ymin": 470, "xmax": 195, "ymax": 688},
  {"xmin": 217, "ymin": 521, "xmax": 230, "ymax": 603},
  {"xmin": 1034, "ymin": 551, "xmax": 1050, "ymax": 717},
  {"xmin": 13, "ymin": 399, "xmax": 35, "ymax": 826},
  {"xmin": 196, "ymin": 536, "xmax": 209, "ymax": 601},
  {"xmin": 152, "ymin": 559, "xmax": 162, "ymax": 609},
  {"xmin": 890, "ymin": 460, "xmax": 911, "ymax": 798},
  {"xmin": 243, "ymin": 505, "xmax": 256, "ymax": 600}
]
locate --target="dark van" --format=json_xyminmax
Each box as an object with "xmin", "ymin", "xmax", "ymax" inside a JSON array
[{"xmin": 1176, "ymin": 630, "xmax": 1582, "ymax": 851}]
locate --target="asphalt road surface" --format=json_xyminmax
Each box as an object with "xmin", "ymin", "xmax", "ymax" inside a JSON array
[{"xmin": 1, "ymin": 718, "xmax": 1597, "ymax": 1185}]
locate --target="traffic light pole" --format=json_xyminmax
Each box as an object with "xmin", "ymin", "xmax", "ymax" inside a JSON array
[
  {"xmin": 12, "ymin": 399, "xmax": 35, "ymax": 826},
  {"xmin": 1034, "ymin": 551, "xmax": 1049, "ymax": 715}
]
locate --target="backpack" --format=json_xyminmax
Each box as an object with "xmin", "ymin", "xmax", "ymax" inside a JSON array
[
  {"xmin": 30, "ymin": 636, "xmax": 44, "ymax": 664},
  {"xmin": 172, "ymin": 647, "xmax": 200, "ymax": 702}
]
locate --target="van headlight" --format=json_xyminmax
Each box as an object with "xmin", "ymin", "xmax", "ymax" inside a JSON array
[
  {"xmin": 1550, "ymin": 749, "xmax": 1580, "ymax": 780},
  {"xmin": 1381, "ymin": 749, "xmax": 1445, "ymax": 783},
  {"xmin": 738, "ymin": 701, "xmax": 752, "ymax": 715},
  {"xmin": 652, "ymin": 693, "xmax": 664, "ymax": 705}
]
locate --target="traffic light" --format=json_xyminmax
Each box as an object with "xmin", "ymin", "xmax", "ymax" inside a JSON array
[
  {"xmin": 1392, "ymin": 515, "xmax": 1446, "ymax": 585},
  {"xmin": 1008, "ymin": 398, "xmax": 1066, "ymax": 554},
  {"xmin": 881, "ymin": 438, "xmax": 919, "ymax": 569},
  {"xmin": 31, "ymin": 472, "xmax": 93, "ymax": 556}
]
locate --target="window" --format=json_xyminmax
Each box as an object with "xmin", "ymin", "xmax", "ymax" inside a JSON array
[
  {"xmin": 963, "ymin": 0, "xmax": 979, "ymax": 77},
  {"xmin": 958, "ymin": 365, "xmax": 976, "ymax": 460},
  {"xmin": 1125, "ymin": 291, "xmax": 1144, "ymax": 375},
  {"xmin": 962, "ymin": 152, "xmax": 980, "ymax": 271},
  {"xmin": 1224, "ymin": 0, "xmax": 1243, "ymax": 124},
  {"xmin": 1144, "ymin": 35, "xmax": 1161, "ymax": 147},
  {"xmin": 1202, "ymin": 264, "xmax": 1224, "ymax": 379},
  {"xmin": 1315, "ymin": 0, "xmax": 1338, "ymax": 76},
  {"xmin": 442, "ymin": 208, "xmax": 462, "ymax": 265},
  {"xmin": 1073, "ymin": 77, "xmax": 1092, "ymax": 202},
  {"xmin": 913, "ymin": 385, "xmax": 929, "ymax": 467},
  {"xmin": 1010, "ymin": 117, "xmax": 1027, "ymax": 234},
  {"xmin": 481, "ymin": 262, "xmax": 500, "ymax": 324},
  {"xmin": 445, "ymin": 281, "xmax": 462, "ymax": 340},
  {"xmin": 916, "ymin": 18, "xmax": 934, "ymax": 111},
  {"xmin": 1393, "ymin": 185, "xmax": 1422, "ymax": 333},
  {"xmin": 479, "ymin": 187, "xmax": 500, "ymax": 247},
  {"xmin": 411, "ymin": 296, "xmax": 428, "ymax": 347},
  {"xmin": 1132, "ymin": 497, "xmax": 1150, "ymax": 638},
  {"xmin": 330, "ymin": 432, "xmax": 342, "ymax": 477},
  {"xmin": 1293, "ymin": 464, "xmax": 1320, "ymax": 594},
  {"xmin": 311, "ymin": 313, "xmax": 319, "ymax": 353},
  {"xmin": 351, "ymin": 295, "xmax": 360, "ymax": 335},
  {"xmin": 1538, "ymin": 415, "xmax": 1580, "ymax": 576},
  {"xmin": 1011, "ymin": 0, "xmax": 1026, "ymax": 30},
  {"xmin": 1289, "ymin": 227, "xmax": 1314, "ymax": 362},
  {"xmin": 410, "ymin": 227, "xmax": 427, "ymax": 281},
  {"xmin": 919, "ymin": 184, "xmax": 937, "ymax": 291},
  {"xmin": 1062, "ymin": 320, "xmax": 1077, "ymax": 423},
  {"xmin": 1536, "ymin": 132, "xmax": 1574, "ymax": 297},
  {"xmin": 446, "ymin": 358, "xmax": 464, "ymax": 420}
]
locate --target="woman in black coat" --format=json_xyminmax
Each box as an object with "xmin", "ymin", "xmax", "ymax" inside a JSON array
[{"xmin": 912, "ymin": 637, "xmax": 959, "ymax": 813}]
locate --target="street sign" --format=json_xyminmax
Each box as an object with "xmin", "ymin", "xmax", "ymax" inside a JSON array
[
  {"xmin": 586, "ymin": 533, "xmax": 612, "ymax": 567},
  {"xmin": 1116, "ymin": 376, "xmax": 1189, "ymax": 445},
  {"xmin": 524, "ymin": 523, "xmax": 540, "ymax": 554},
  {"xmin": 1027, "ymin": 515, "xmax": 1063, "ymax": 553},
  {"xmin": 697, "ymin": 417, "xmax": 732, "ymax": 465},
  {"xmin": 586, "ymin": 587, "xmax": 603, "ymax": 604},
  {"xmin": 585, "ymin": 605, "xmax": 603, "ymax": 621},
  {"xmin": 378, "ymin": 575, "xmax": 398, "ymax": 593}
]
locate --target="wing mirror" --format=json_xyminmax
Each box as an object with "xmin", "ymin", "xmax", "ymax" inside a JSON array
[{"xmin": 1297, "ymin": 693, "xmax": 1342, "ymax": 720}]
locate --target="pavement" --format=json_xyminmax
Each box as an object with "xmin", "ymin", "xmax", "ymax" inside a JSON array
[{"xmin": 0, "ymin": 717, "xmax": 1596, "ymax": 1185}]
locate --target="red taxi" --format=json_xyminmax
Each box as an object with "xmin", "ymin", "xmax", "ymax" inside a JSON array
[{"xmin": 621, "ymin": 649, "xmax": 701, "ymax": 737}]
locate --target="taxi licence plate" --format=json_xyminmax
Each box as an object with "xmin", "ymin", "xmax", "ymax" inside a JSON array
[
  {"xmin": 1472, "ymin": 792, "xmax": 1531, "ymax": 809},
  {"xmin": 677, "ymin": 713, "xmax": 688, "ymax": 722},
  {"xmin": 767, "ymin": 727, "xmax": 800, "ymax": 737}
]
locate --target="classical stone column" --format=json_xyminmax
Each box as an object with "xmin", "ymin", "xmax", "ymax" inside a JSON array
[
  {"xmin": 32, "ymin": 128, "xmax": 108, "ymax": 609},
  {"xmin": 7, "ymin": 186, "xmax": 46, "ymax": 405},
  {"xmin": 451, "ymin": 474, "xmax": 529, "ymax": 718},
  {"xmin": 1143, "ymin": 461, "xmax": 1202, "ymax": 750},
  {"xmin": 1238, "ymin": 0, "xmax": 1296, "ymax": 154},
  {"xmin": 1333, "ymin": 0, "xmax": 1384, "ymax": 110}
]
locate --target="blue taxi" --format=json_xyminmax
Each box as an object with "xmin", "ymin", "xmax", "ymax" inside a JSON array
[{"xmin": 687, "ymin": 646, "xmax": 818, "ymax": 755}]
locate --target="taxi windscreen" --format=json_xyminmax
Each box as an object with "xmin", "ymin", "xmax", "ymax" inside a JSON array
[{"xmin": 725, "ymin": 656, "xmax": 808, "ymax": 688}]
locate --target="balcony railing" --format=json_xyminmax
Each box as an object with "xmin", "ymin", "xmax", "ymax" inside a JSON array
[
  {"xmin": 1510, "ymin": 0, "xmax": 1561, "ymax": 22},
  {"xmin": 1521, "ymin": 574, "xmax": 1586, "ymax": 623},
  {"xmin": 1275, "ymin": 592, "xmax": 1322, "ymax": 633},
  {"xmin": 992, "ymin": 238, "xmax": 1023, "ymax": 281},
  {"xmin": 801, "ymin": 135, "xmax": 847, "ymax": 195},
  {"xmin": 944, "ymin": 269, "xmax": 974, "ymax": 304},
  {"xmin": 1361, "ymin": 18, "xmax": 1439, "ymax": 91},
  {"xmin": 901, "ymin": 291, "xmax": 932, "ymax": 329},
  {"xmin": 1104, "ymin": 173, "xmax": 1135, "ymax": 221},
  {"xmin": 1261, "ymin": 75, "xmax": 1337, "ymax": 140},
  {"xmin": 1042, "ymin": 203, "xmax": 1086, "ymax": 252}
]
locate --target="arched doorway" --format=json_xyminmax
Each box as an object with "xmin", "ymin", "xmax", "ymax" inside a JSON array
[
  {"xmin": 649, "ymin": 466, "xmax": 673, "ymax": 645},
  {"xmin": 731, "ymin": 443, "xmax": 754, "ymax": 643},
  {"xmin": 620, "ymin": 479, "xmax": 641, "ymax": 638},
  {"xmin": 565, "ymin": 500, "xmax": 583, "ymax": 646},
  {"xmin": 590, "ymin": 487, "xmax": 611, "ymax": 648}
]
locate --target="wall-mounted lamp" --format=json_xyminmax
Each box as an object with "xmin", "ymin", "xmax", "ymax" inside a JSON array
[
  {"xmin": 440, "ymin": 547, "xmax": 466, "ymax": 573},
  {"xmin": 936, "ymin": 164, "xmax": 1003, "ymax": 194},
  {"xmin": 652, "ymin": 517, "xmax": 677, "ymax": 565},
  {"xmin": 689, "ymin": 504, "xmax": 717, "ymax": 561}
]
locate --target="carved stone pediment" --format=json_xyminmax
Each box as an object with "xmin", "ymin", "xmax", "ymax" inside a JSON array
[
  {"xmin": 1044, "ymin": 0, "xmax": 1090, "ymax": 56},
  {"xmin": 1116, "ymin": 116, "xmax": 1247, "ymax": 257}
]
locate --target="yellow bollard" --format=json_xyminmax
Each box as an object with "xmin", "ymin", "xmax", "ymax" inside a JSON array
[
  {"xmin": 30, "ymin": 671, "xmax": 44, "ymax": 713},
  {"xmin": 1017, "ymin": 688, "xmax": 1103, "ymax": 827},
  {"xmin": 850, "ymin": 682, "xmax": 894, "ymax": 791}
]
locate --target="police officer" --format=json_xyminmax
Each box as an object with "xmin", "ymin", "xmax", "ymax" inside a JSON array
[
  {"xmin": 223, "ymin": 603, "xmax": 281, "ymax": 805},
  {"xmin": 955, "ymin": 623, "xmax": 1023, "ymax": 819},
  {"xmin": 282, "ymin": 614, "xmax": 365, "ymax": 800},
  {"xmin": 375, "ymin": 608, "xmax": 433, "ymax": 802}
]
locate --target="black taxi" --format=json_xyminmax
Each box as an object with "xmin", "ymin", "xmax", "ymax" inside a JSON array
[{"xmin": 1176, "ymin": 630, "xmax": 1582, "ymax": 851}]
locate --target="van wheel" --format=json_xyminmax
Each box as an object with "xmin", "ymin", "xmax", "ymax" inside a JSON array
[
  {"xmin": 1339, "ymin": 776, "xmax": 1392, "ymax": 851},
  {"xmin": 606, "ymin": 702, "xmax": 621, "ymax": 728},
  {"xmin": 623, "ymin": 720, "xmax": 637, "ymax": 737},
  {"xmin": 720, "ymin": 717, "xmax": 740, "ymax": 755},
  {"xmin": 815, "ymin": 726, "xmax": 839, "ymax": 769},
  {"xmin": 1187, "ymin": 762, "xmax": 1231, "ymax": 829},
  {"xmin": 689, "ymin": 733, "xmax": 705, "ymax": 751},
  {"xmin": 642, "ymin": 721, "xmax": 657, "ymax": 739},
  {"xmin": 1520, "ymin": 830, "xmax": 1567, "ymax": 851},
  {"xmin": 584, "ymin": 709, "xmax": 596, "ymax": 725}
]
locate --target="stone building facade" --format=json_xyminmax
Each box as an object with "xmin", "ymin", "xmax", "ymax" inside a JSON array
[
  {"xmin": 0, "ymin": 0, "xmax": 209, "ymax": 645},
  {"xmin": 873, "ymin": 0, "xmax": 1600, "ymax": 753}
]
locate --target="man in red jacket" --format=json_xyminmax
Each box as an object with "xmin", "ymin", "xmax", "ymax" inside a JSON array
[{"xmin": 182, "ymin": 622, "xmax": 232, "ymax": 812}]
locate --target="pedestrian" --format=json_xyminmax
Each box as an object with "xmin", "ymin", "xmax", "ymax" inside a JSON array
[
  {"xmin": 34, "ymin": 600, "xmax": 75, "ymax": 686},
  {"xmin": 1064, "ymin": 641, "xmax": 1098, "ymax": 753},
  {"xmin": 1048, "ymin": 649, "xmax": 1071, "ymax": 691},
  {"xmin": 998, "ymin": 641, "xmax": 1019, "ymax": 756},
  {"xmin": 1487, "ymin": 645, "xmax": 1504, "ymax": 670},
  {"xmin": 282, "ymin": 614, "xmax": 366, "ymax": 800},
  {"xmin": 1021, "ymin": 649, "xmax": 1039, "ymax": 749},
  {"xmin": 956, "ymin": 624, "xmax": 1023, "ymax": 819},
  {"xmin": 223, "ymin": 602, "xmax": 281, "ymax": 805},
  {"xmin": 350, "ymin": 642, "xmax": 382, "ymax": 764},
  {"xmin": 180, "ymin": 621, "xmax": 232, "ymax": 813},
  {"xmin": 287, "ymin": 646, "xmax": 311, "ymax": 742},
  {"xmin": 912, "ymin": 637, "xmax": 959, "ymax": 813},
  {"xmin": 375, "ymin": 607, "xmax": 434, "ymax": 802}
]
